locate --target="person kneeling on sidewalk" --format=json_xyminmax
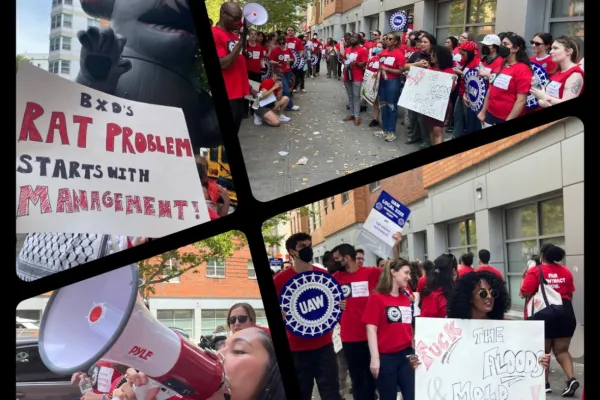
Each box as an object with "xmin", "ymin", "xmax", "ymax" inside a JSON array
[{"xmin": 254, "ymin": 73, "xmax": 291, "ymax": 126}]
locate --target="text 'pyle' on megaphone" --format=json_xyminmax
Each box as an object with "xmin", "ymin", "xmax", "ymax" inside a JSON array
[
  {"xmin": 243, "ymin": 3, "xmax": 269, "ymax": 26},
  {"xmin": 38, "ymin": 265, "xmax": 225, "ymax": 400}
]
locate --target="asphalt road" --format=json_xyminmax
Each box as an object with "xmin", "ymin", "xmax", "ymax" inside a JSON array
[{"xmin": 239, "ymin": 66, "xmax": 452, "ymax": 202}]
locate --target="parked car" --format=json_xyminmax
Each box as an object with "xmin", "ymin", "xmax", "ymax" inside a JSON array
[
  {"xmin": 16, "ymin": 337, "xmax": 81, "ymax": 400},
  {"xmin": 16, "ymin": 317, "xmax": 39, "ymax": 338}
]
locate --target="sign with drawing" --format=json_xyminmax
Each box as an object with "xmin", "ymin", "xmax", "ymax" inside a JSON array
[
  {"xmin": 398, "ymin": 67, "xmax": 454, "ymax": 121},
  {"xmin": 414, "ymin": 318, "xmax": 545, "ymax": 400}
]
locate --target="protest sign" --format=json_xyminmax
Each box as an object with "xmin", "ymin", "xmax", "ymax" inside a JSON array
[
  {"xmin": 332, "ymin": 323, "xmax": 342, "ymax": 353},
  {"xmin": 398, "ymin": 66, "xmax": 454, "ymax": 121},
  {"xmin": 415, "ymin": 318, "xmax": 545, "ymax": 400},
  {"xmin": 16, "ymin": 62, "xmax": 209, "ymax": 238},
  {"xmin": 356, "ymin": 190, "xmax": 411, "ymax": 259}
]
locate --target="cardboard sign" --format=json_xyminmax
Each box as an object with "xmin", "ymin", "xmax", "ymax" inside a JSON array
[{"xmin": 398, "ymin": 66, "xmax": 454, "ymax": 121}]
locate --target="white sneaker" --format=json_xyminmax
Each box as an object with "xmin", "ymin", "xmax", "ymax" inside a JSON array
[
  {"xmin": 301, "ymin": 89, "xmax": 307, "ymax": 92},
  {"xmin": 279, "ymin": 114, "xmax": 291, "ymax": 122},
  {"xmin": 289, "ymin": 105, "xmax": 300, "ymax": 111},
  {"xmin": 253, "ymin": 115, "xmax": 263, "ymax": 125}
]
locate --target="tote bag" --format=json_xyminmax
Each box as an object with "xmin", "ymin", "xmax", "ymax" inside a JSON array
[
  {"xmin": 526, "ymin": 265, "xmax": 564, "ymax": 321},
  {"xmin": 361, "ymin": 69, "xmax": 381, "ymax": 105}
]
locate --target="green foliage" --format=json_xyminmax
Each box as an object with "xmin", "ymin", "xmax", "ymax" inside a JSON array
[
  {"xmin": 138, "ymin": 232, "xmax": 247, "ymax": 296},
  {"xmin": 195, "ymin": 50, "xmax": 211, "ymax": 92},
  {"xmin": 16, "ymin": 55, "xmax": 29, "ymax": 72},
  {"xmin": 262, "ymin": 213, "xmax": 290, "ymax": 247},
  {"xmin": 205, "ymin": 0, "xmax": 223, "ymax": 25}
]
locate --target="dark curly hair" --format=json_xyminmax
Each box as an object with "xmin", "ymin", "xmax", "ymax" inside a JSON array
[
  {"xmin": 408, "ymin": 260, "xmax": 422, "ymax": 292},
  {"xmin": 447, "ymin": 270, "xmax": 510, "ymax": 320}
]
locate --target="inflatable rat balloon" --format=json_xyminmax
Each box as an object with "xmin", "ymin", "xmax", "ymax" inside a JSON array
[{"xmin": 77, "ymin": 0, "xmax": 221, "ymax": 151}]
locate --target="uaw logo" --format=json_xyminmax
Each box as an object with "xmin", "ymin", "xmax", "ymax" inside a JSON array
[
  {"xmin": 465, "ymin": 68, "xmax": 487, "ymax": 113},
  {"xmin": 261, "ymin": 56, "xmax": 272, "ymax": 80},
  {"xmin": 291, "ymin": 50, "xmax": 302, "ymax": 70},
  {"xmin": 527, "ymin": 62, "xmax": 550, "ymax": 110},
  {"xmin": 279, "ymin": 270, "xmax": 344, "ymax": 338},
  {"xmin": 389, "ymin": 11, "xmax": 408, "ymax": 31},
  {"xmin": 296, "ymin": 55, "xmax": 307, "ymax": 70},
  {"xmin": 88, "ymin": 365, "xmax": 99, "ymax": 386},
  {"xmin": 386, "ymin": 306, "xmax": 403, "ymax": 323},
  {"xmin": 310, "ymin": 54, "xmax": 319, "ymax": 66},
  {"xmin": 341, "ymin": 284, "xmax": 352, "ymax": 298},
  {"xmin": 375, "ymin": 202, "xmax": 383, "ymax": 211},
  {"xmin": 227, "ymin": 41, "xmax": 237, "ymax": 53}
]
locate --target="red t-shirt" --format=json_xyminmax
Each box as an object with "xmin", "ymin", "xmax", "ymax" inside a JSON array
[
  {"xmin": 530, "ymin": 54, "xmax": 558, "ymax": 76},
  {"xmin": 90, "ymin": 362, "xmax": 123, "ymax": 394},
  {"xmin": 269, "ymin": 46, "xmax": 292, "ymax": 73},
  {"xmin": 364, "ymin": 40, "xmax": 375, "ymax": 50},
  {"xmin": 452, "ymin": 46, "xmax": 464, "ymax": 70},
  {"xmin": 212, "ymin": 26, "xmax": 249, "ymax": 100},
  {"xmin": 379, "ymin": 48, "xmax": 406, "ymax": 80},
  {"xmin": 416, "ymin": 276, "xmax": 427, "ymax": 292},
  {"xmin": 476, "ymin": 265, "xmax": 503, "ymax": 279},
  {"xmin": 366, "ymin": 55, "xmax": 381, "ymax": 73},
  {"xmin": 486, "ymin": 62, "xmax": 533, "ymax": 120},
  {"xmin": 332, "ymin": 267, "xmax": 382, "ymax": 342},
  {"xmin": 457, "ymin": 266, "xmax": 475, "ymax": 278},
  {"xmin": 419, "ymin": 288, "xmax": 447, "ymax": 318},
  {"xmin": 405, "ymin": 46, "xmax": 420, "ymax": 60},
  {"xmin": 246, "ymin": 43, "xmax": 265, "ymax": 73},
  {"xmin": 343, "ymin": 46, "xmax": 368, "ymax": 82},
  {"xmin": 273, "ymin": 266, "xmax": 333, "ymax": 352},
  {"xmin": 259, "ymin": 77, "xmax": 280, "ymax": 97},
  {"xmin": 258, "ymin": 325, "xmax": 271, "ymax": 334},
  {"xmin": 313, "ymin": 39, "xmax": 322, "ymax": 52},
  {"xmin": 362, "ymin": 292, "xmax": 413, "ymax": 354},
  {"xmin": 545, "ymin": 65, "xmax": 584, "ymax": 100},
  {"xmin": 286, "ymin": 36, "xmax": 304, "ymax": 53},
  {"xmin": 334, "ymin": 43, "xmax": 340, "ymax": 53},
  {"xmin": 521, "ymin": 264, "xmax": 575, "ymax": 300}
]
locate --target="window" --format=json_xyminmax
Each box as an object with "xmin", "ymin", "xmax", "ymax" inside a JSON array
[
  {"xmin": 62, "ymin": 14, "xmax": 72, "ymax": 28},
  {"xmin": 206, "ymin": 257, "xmax": 226, "ymax": 277},
  {"xmin": 49, "ymin": 37, "xmax": 60, "ymax": 51},
  {"xmin": 369, "ymin": 181, "xmax": 381, "ymax": 193},
  {"xmin": 310, "ymin": 202, "xmax": 321, "ymax": 231},
  {"xmin": 399, "ymin": 237, "xmax": 409, "ymax": 259},
  {"xmin": 88, "ymin": 18, "xmax": 101, "ymax": 28},
  {"xmin": 157, "ymin": 310, "xmax": 194, "ymax": 337},
  {"xmin": 65, "ymin": 0, "xmax": 72, "ymax": 4},
  {"xmin": 504, "ymin": 197, "xmax": 565, "ymax": 308},
  {"xmin": 255, "ymin": 309, "xmax": 269, "ymax": 327},
  {"xmin": 17, "ymin": 310, "xmax": 42, "ymax": 325},
  {"xmin": 546, "ymin": 0, "xmax": 584, "ymax": 56},
  {"xmin": 17, "ymin": 342, "xmax": 72, "ymax": 383},
  {"xmin": 248, "ymin": 259, "xmax": 256, "ymax": 278},
  {"xmin": 48, "ymin": 61, "xmax": 59, "ymax": 74},
  {"xmin": 423, "ymin": 232, "xmax": 429, "ymax": 261},
  {"xmin": 51, "ymin": 15, "xmax": 61, "ymax": 29},
  {"xmin": 330, "ymin": 196, "xmax": 335, "ymax": 210},
  {"xmin": 52, "ymin": 0, "xmax": 61, "ymax": 6},
  {"xmin": 200, "ymin": 309, "xmax": 228, "ymax": 336},
  {"xmin": 342, "ymin": 192, "xmax": 349, "ymax": 204},
  {"xmin": 62, "ymin": 36, "xmax": 71, "ymax": 50},
  {"xmin": 60, "ymin": 60, "xmax": 70, "ymax": 74},
  {"xmin": 435, "ymin": 0, "xmax": 497, "ymax": 43},
  {"xmin": 447, "ymin": 217, "xmax": 477, "ymax": 260},
  {"xmin": 167, "ymin": 258, "xmax": 181, "ymax": 282},
  {"xmin": 323, "ymin": 197, "xmax": 328, "ymax": 215}
]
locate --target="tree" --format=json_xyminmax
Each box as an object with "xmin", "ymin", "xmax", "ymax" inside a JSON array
[
  {"xmin": 138, "ymin": 231, "xmax": 247, "ymax": 298},
  {"xmin": 16, "ymin": 55, "xmax": 29, "ymax": 72},
  {"xmin": 262, "ymin": 212, "xmax": 290, "ymax": 247},
  {"xmin": 205, "ymin": 0, "xmax": 223, "ymax": 25}
]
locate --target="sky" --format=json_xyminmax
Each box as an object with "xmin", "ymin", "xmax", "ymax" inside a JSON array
[{"xmin": 17, "ymin": 1, "xmax": 52, "ymax": 54}]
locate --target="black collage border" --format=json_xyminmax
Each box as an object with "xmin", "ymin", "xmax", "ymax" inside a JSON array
[{"xmin": 13, "ymin": 1, "xmax": 590, "ymax": 399}]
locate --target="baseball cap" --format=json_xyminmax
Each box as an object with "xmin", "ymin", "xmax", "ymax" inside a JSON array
[{"xmin": 480, "ymin": 34, "xmax": 501, "ymax": 46}]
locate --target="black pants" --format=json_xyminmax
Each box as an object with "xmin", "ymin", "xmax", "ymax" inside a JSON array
[
  {"xmin": 337, "ymin": 61, "xmax": 342, "ymax": 78},
  {"xmin": 292, "ymin": 343, "xmax": 341, "ymax": 400},
  {"xmin": 229, "ymin": 98, "xmax": 245, "ymax": 135},
  {"xmin": 293, "ymin": 69, "xmax": 305, "ymax": 90},
  {"xmin": 377, "ymin": 347, "xmax": 415, "ymax": 400},
  {"xmin": 315, "ymin": 54, "xmax": 321, "ymax": 74},
  {"xmin": 343, "ymin": 341, "xmax": 377, "ymax": 400},
  {"xmin": 244, "ymin": 71, "xmax": 262, "ymax": 116}
]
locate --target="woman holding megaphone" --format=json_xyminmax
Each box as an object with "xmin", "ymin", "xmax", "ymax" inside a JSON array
[{"xmin": 112, "ymin": 327, "xmax": 284, "ymax": 400}]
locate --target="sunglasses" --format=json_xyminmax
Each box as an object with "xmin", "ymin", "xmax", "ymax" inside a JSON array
[
  {"xmin": 228, "ymin": 315, "xmax": 249, "ymax": 324},
  {"xmin": 224, "ymin": 11, "xmax": 242, "ymax": 21},
  {"xmin": 478, "ymin": 288, "xmax": 499, "ymax": 299},
  {"xmin": 530, "ymin": 41, "xmax": 544, "ymax": 46}
]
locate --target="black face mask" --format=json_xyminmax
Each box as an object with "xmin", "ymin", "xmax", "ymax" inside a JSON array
[
  {"xmin": 481, "ymin": 46, "xmax": 490, "ymax": 56},
  {"xmin": 498, "ymin": 45, "xmax": 510, "ymax": 58},
  {"xmin": 333, "ymin": 260, "xmax": 346, "ymax": 272},
  {"xmin": 297, "ymin": 247, "xmax": 313, "ymax": 263}
]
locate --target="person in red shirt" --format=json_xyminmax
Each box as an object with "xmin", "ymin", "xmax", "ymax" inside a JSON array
[
  {"xmin": 212, "ymin": 2, "xmax": 255, "ymax": 134},
  {"xmin": 244, "ymin": 28, "xmax": 266, "ymax": 117},
  {"xmin": 531, "ymin": 35, "xmax": 583, "ymax": 107},
  {"xmin": 457, "ymin": 252, "xmax": 475, "ymax": 278},
  {"xmin": 521, "ymin": 244, "xmax": 579, "ymax": 397},
  {"xmin": 273, "ymin": 232, "xmax": 340, "ymax": 399},
  {"xmin": 340, "ymin": 32, "xmax": 368, "ymax": 126},
  {"xmin": 376, "ymin": 33, "xmax": 406, "ymax": 141},
  {"xmin": 476, "ymin": 249, "xmax": 504, "ymax": 279},
  {"xmin": 71, "ymin": 362, "xmax": 126, "ymax": 396},
  {"xmin": 254, "ymin": 72, "xmax": 291, "ymax": 126},
  {"xmin": 312, "ymin": 33, "xmax": 323, "ymax": 76},
  {"xmin": 477, "ymin": 33, "xmax": 532, "ymax": 126},
  {"xmin": 455, "ymin": 41, "xmax": 482, "ymax": 135},
  {"xmin": 362, "ymin": 258, "xmax": 416, "ymax": 400},
  {"xmin": 269, "ymin": 36, "xmax": 299, "ymax": 111},
  {"xmin": 530, "ymin": 32, "xmax": 558, "ymax": 76},
  {"xmin": 478, "ymin": 34, "xmax": 504, "ymax": 89},
  {"xmin": 331, "ymin": 243, "xmax": 381, "ymax": 400},
  {"xmin": 418, "ymin": 254, "xmax": 454, "ymax": 318}
]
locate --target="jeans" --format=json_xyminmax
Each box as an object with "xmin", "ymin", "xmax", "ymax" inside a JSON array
[
  {"xmin": 344, "ymin": 80, "xmax": 362, "ymax": 117},
  {"xmin": 337, "ymin": 349, "xmax": 350, "ymax": 397},
  {"xmin": 292, "ymin": 343, "xmax": 341, "ymax": 400},
  {"xmin": 282, "ymin": 71, "xmax": 295, "ymax": 110},
  {"xmin": 315, "ymin": 53, "xmax": 322, "ymax": 74},
  {"xmin": 464, "ymin": 103, "xmax": 483, "ymax": 134},
  {"xmin": 376, "ymin": 347, "xmax": 416, "ymax": 400},
  {"xmin": 327, "ymin": 55, "xmax": 338, "ymax": 78},
  {"xmin": 453, "ymin": 95, "xmax": 466, "ymax": 137},
  {"xmin": 378, "ymin": 78, "xmax": 402, "ymax": 133},
  {"xmin": 343, "ymin": 341, "xmax": 377, "ymax": 400}
]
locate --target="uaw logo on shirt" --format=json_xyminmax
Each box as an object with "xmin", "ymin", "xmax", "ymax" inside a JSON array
[
  {"xmin": 279, "ymin": 270, "xmax": 344, "ymax": 338},
  {"xmin": 527, "ymin": 62, "xmax": 550, "ymax": 110},
  {"xmin": 389, "ymin": 11, "xmax": 408, "ymax": 31},
  {"xmin": 227, "ymin": 40, "xmax": 237, "ymax": 53},
  {"xmin": 88, "ymin": 364, "xmax": 99, "ymax": 386},
  {"xmin": 341, "ymin": 284, "xmax": 352, "ymax": 298},
  {"xmin": 385, "ymin": 305, "xmax": 412, "ymax": 323},
  {"xmin": 464, "ymin": 68, "xmax": 487, "ymax": 113}
]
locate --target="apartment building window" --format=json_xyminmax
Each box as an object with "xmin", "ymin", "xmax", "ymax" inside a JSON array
[
  {"xmin": 447, "ymin": 217, "xmax": 477, "ymax": 260},
  {"xmin": 50, "ymin": 37, "xmax": 60, "ymax": 52},
  {"xmin": 310, "ymin": 202, "xmax": 321, "ymax": 231},
  {"xmin": 323, "ymin": 198, "xmax": 328, "ymax": 215},
  {"xmin": 17, "ymin": 310, "xmax": 42, "ymax": 325},
  {"xmin": 65, "ymin": 0, "xmax": 72, "ymax": 4},
  {"xmin": 63, "ymin": 14, "xmax": 73, "ymax": 28},
  {"xmin": 48, "ymin": 61, "xmax": 59, "ymax": 74},
  {"xmin": 255, "ymin": 309, "xmax": 269, "ymax": 327},
  {"xmin": 342, "ymin": 192, "xmax": 349, "ymax": 204},
  {"xmin": 399, "ymin": 238, "xmax": 409, "ymax": 259},
  {"xmin": 546, "ymin": 0, "xmax": 584, "ymax": 54},
  {"xmin": 52, "ymin": 0, "xmax": 73, "ymax": 5},
  {"xmin": 167, "ymin": 258, "xmax": 181, "ymax": 282},
  {"xmin": 51, "ymin": 15, "xmax": 61, "ymax": 29},
  {"xmin": 88, "ymin": 18, "xmax": 101, "ymax": 28},
  {"xmin": 423, "ymin": 232, "xmax": 429, "ymax": 260},
  {"xmin": 200, "ymin": 310, "xmax": 228, "ymax": 336},
  {"xmin": 157, "ymin": 310, "xmax": 194, "ymax": 337},
  {"xmin": 435, "ymin": 0, "xmax": 497, "ymax": 42},
  {"xmin": 206, "ymin": 257, "xmax": 226, "ymax": 277},
  {"xmin": 248, "ymin": 260, "xmax": 256, "ymax": 279},
  {"xmin": 369, "ymin": 181, "xmax": 381, "ymax": 193},
  {"xmin": 60, "ymin": 60, "xmax": 70, "ymax": 74},
  {"xmin": 62, "ymin": 36, "xmax": 71, "ymax": 50},
  {"xmin": 504, "ymin": 196, "xmax": 565, "ymax": 307},
  {"xmin": 330, "ymin": 196, "xmax": 335, "ymax": 210}
]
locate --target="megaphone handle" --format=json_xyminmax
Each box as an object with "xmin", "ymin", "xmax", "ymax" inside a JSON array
[{"xmin": 132, "ymin": 378, "xmax": 172, "ymax": 400}]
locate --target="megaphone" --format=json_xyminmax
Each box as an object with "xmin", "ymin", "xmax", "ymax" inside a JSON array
[
  {"xmin": 243, "ymin": 3, "xmax": 269, "ymax": 26},
  {"xmin": 38, "ymin": 265, "xmax": 225, "ymax": 400}
]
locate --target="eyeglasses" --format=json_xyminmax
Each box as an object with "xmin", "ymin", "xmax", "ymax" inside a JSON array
[
  {"xmin": 223, "ymin": 11, "xmax": 242, "ymax": 21},
  {"xmin": 478, "ymin": 288, "xmax": 499, "ymax": 299},
  {"xmin": 530, "ymin": 41, "xmax": 544, "ymax": 46},
  {"xmin": 228, "ymin": 315, "xmax": 249, "ymax": 324}
]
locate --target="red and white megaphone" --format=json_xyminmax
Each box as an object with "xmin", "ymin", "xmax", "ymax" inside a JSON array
[
  {"xmin": 243, "ymin": 3, "xmax": 269, "ymax": 26},
  {"xmin": 38, "ymin": 264, "xmax": 226, "ymax": 400}
]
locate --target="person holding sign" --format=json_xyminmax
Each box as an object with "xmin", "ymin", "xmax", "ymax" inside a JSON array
[
  {"xmin": 376, "ymin": 33, "xmax": 406, "ymax": 142},
  {"xmin": 254, "ymin": 72, "xmax": 291, "ymax": 126},
  {"xmin": 362, "ymin": 259, "xmax": 416, "ymax": 400},
  {"xmin": 331, "ymin": 244, "xmax": 382, "ymax": 400},
  {"xmin": 423, "ymin": 45, "xmax": 456, "ymax": 145}
]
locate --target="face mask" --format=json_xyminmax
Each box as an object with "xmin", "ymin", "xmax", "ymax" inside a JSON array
[
  {"xmin": 498, "ymin": 45, "xmax": 510, "ymax": 58},
  {"xmin": 334, "ymin": 260, "xmax": 345, "ymax": 272},
  {"xmin": 297, "ymin": 247, "xmax": 313, "ymax": 263},
  {"xmin": 481, "ymin": 46, "xmax": 490, "ymax": 56},
  {"xmin": 373, "ymin": 48, "xmax": 382, "ymax": 55}
]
